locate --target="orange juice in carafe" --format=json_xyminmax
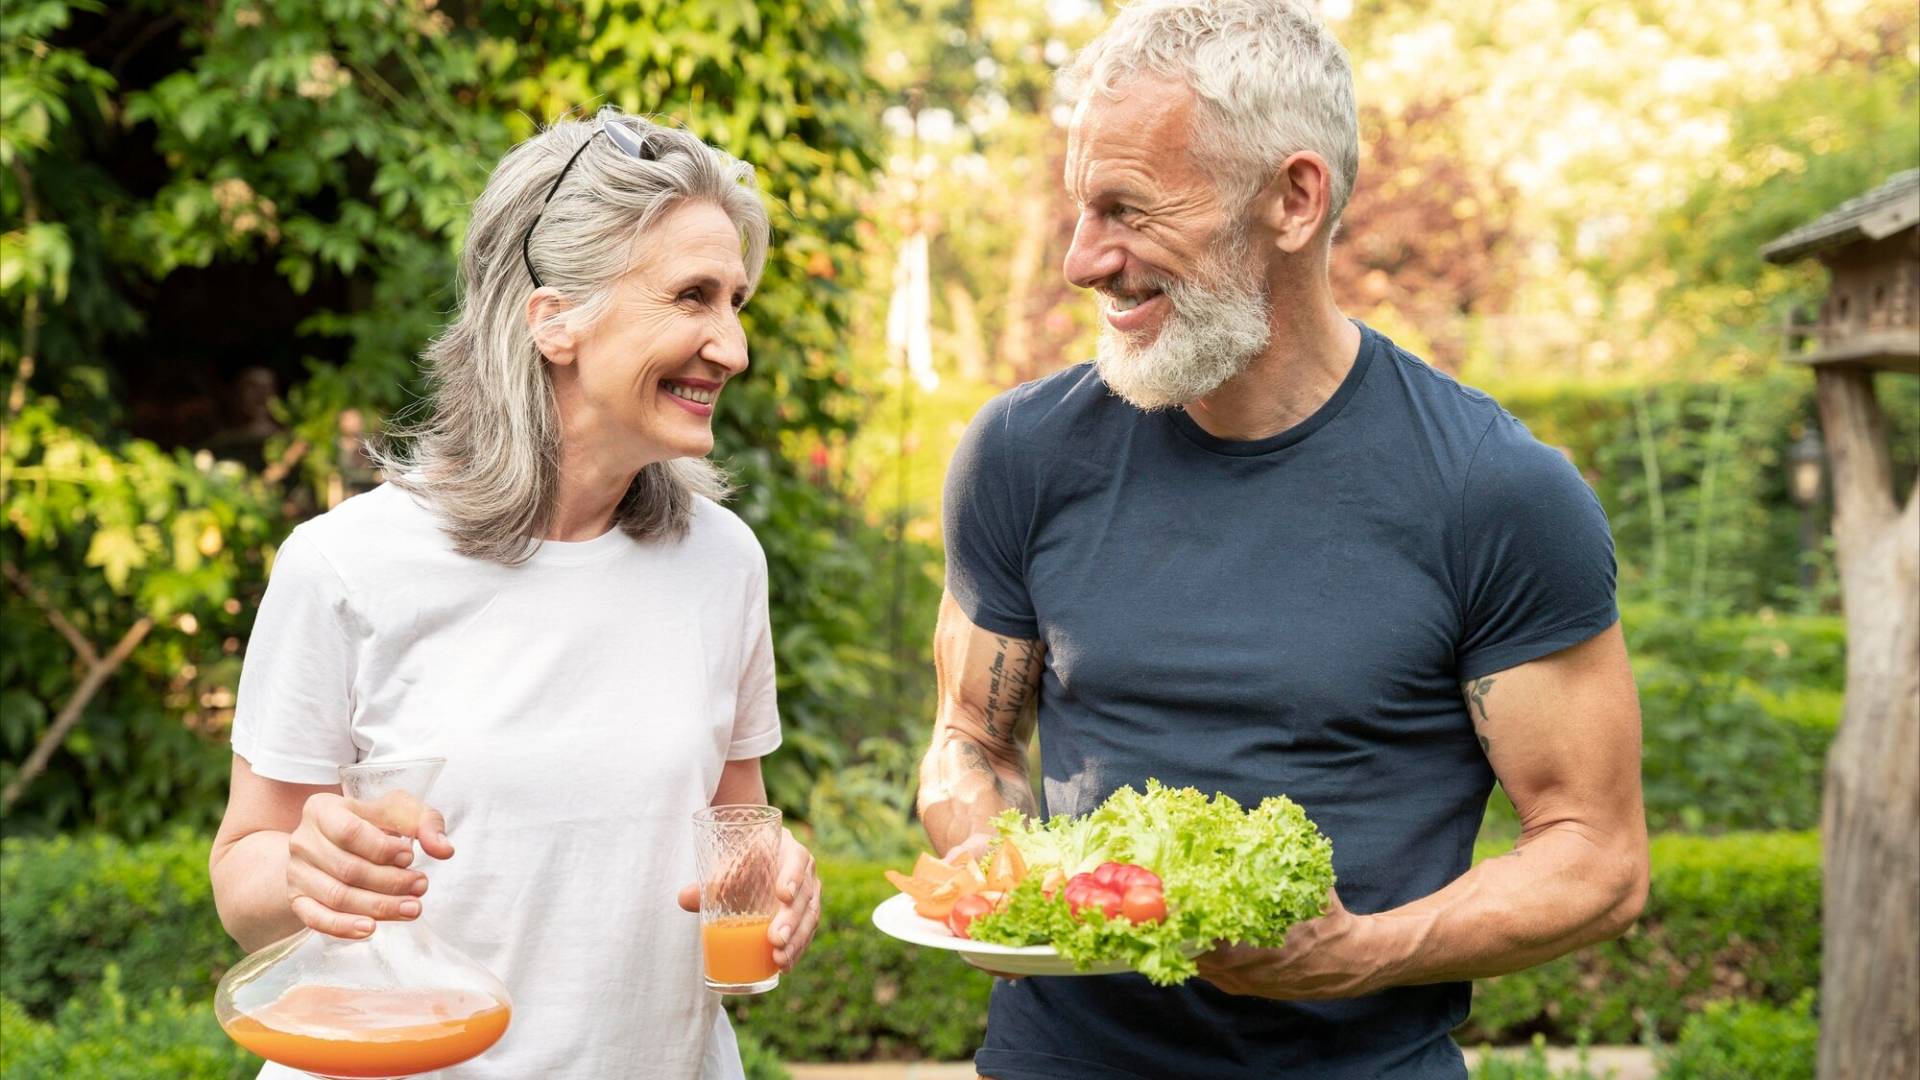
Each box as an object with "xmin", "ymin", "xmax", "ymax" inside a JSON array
[
  {"xmin": 215, "ymin": 758, "xmax": 513, "ymax": 1078},
  {"xmin": 221, "ymin": 986, "xmax": 510, "ymax": 1078}
]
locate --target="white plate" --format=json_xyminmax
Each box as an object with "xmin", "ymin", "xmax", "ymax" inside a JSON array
[{"xmin": 869, "ymin": 893, "xmax": 1204, "ymax": 977}]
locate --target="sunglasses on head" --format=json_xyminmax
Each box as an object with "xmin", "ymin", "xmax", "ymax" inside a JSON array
[{"xmin": 521, "ymin": 121, "xmax": 658, "ymax": 289}]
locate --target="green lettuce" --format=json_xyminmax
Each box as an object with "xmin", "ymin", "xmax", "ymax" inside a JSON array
[{"xmin": 965, "ymin": 779, "xmax": 1334, "ymax": 985}]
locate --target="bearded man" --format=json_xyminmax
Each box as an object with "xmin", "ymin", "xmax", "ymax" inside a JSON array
[{"xmin": 916, "ymin": 2, "xmax": 1649, "ymax": 1077}]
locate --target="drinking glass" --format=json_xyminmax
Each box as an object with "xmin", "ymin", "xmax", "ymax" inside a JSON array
[{"xmin": 692, "ymin": 805, "xmax": 783, "ymax": 994}]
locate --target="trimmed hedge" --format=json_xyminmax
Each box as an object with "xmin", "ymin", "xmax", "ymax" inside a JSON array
[
  {"xmin": 3, "ymin": 829, "xmax": 1816, "ymax": 1063},
  {"xmin": 1463, "ymin": 831, "xmax": 1821, "ymax": 1045},
  {"xmin": 0, "ymin": 828, "xmax": 234, "ymax": 1015}
]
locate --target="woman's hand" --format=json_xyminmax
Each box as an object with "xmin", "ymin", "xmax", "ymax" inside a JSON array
[
  {"xmin": 286, "ymin": 792, "xmax": 453, "ymax": 939},
  {"xmin": 677, "ymin": 827, "xmax": 822, "ymax": 971}
]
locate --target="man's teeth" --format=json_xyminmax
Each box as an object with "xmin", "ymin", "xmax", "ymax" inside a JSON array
[
  {"xmin": 1110, "ymin": 293, "xmax": 1157, "ymax": 312},
  {"xmin": 666, "ymin": 383, "xmax": 716, "ymax": 405}
]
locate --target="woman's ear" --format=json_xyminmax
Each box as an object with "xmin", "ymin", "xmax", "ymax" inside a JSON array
[{"xmin": 526, "ymin": 288, "xmax": 579, "ymax": 364}]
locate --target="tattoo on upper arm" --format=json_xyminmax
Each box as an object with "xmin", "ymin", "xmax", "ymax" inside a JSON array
[
  {"xmin": 953, "ymin": 738, "xmax": 1037, "ymax": 815},
  {"xmin": 1464, "ymin": 675, "xmax": 1496, "ymax": 755},
  {"xmin": 981, "ymin": 636, "xmax": 1043, "ymax": 741}
]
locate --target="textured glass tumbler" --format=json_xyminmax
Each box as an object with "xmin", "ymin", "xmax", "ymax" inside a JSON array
[{"xmin": 692, "ymin": 805, "xmax": 783, "ymax": 994}]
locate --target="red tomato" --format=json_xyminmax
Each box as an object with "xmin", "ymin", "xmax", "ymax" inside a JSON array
[
  {"xmin": 946, "ymin": 894, "xmax": 995, "ymax": 939},
  {"xmin": 1066, "ymin": 883, "xmax": 1122, "ymax": 921},
  {"xmin": 1092, "ymin": 862, "xmax": 1128, "ymax": 887},
  {"xmin": 1120, "ymin": 867, "xmax": 1162, "ymax": 891},
  {"xmin": 1121, "ymin": 885, "xmax": 1167, "ymax": 924}
]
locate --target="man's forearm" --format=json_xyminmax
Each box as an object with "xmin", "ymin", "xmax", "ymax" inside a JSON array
[
  {"xmin": 1355, "ymin": 821, "xmax": 1647, "ymax": 991},
  {"xmin": 210, "ymin": 830, "xmax": 303, "ymax": 952},
  {"xmin": 917, "ymin": 730, "xmax": 1037, "ymax": 855}
]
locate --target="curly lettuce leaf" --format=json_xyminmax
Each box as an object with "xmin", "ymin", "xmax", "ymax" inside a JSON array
[{"xmin": 968, "ymin": 779, "xmax": 1335, "ymax": 986}]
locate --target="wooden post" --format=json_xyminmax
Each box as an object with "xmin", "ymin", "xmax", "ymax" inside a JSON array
[{"xmin": 1812, "ymin": 365, "xmax": 1920, "ymax": 1080}]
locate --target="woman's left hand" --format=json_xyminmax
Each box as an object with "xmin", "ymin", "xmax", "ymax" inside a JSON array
[{"xmin": 678, "ymin": 827, "xmax": 821, "ymax": 971}]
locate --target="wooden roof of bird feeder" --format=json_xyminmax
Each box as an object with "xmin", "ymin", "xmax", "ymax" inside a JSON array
[{"xmin": 1761, "ymin": 168, "xmax": 1920, "ymax": 375}]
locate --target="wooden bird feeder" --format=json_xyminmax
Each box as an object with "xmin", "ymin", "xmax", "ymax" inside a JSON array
[{"xmin": 1761, "ymin": 168, "xmax": 1919, "ymax": 1080}]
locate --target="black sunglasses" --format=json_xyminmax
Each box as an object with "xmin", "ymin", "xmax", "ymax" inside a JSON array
[{"xmin": 521, "ymin": 121, "xmax": 658, "ymax": 289}]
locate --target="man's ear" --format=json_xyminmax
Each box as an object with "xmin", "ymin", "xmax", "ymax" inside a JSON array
[
  {"xmin": 1252, "ymin": 151, "xmax": 1334, "ymax": 255},
  {"xmin": 526, "ymin": 288, "xmax": 579, "ymax": 364}
]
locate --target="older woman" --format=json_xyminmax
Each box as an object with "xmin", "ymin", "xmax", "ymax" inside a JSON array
[{"xmin": 208, "ymin": 109, "xmax": 818, "ymax": 1078}]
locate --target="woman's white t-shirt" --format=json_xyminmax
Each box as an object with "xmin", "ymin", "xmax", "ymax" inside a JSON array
[{"xmin": 231, "ymin": 483, "xmax": 780, "ymax": 1079}]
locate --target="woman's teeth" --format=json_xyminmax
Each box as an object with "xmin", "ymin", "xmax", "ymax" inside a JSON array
[{"xmin": 665, "ymin": 383, "xmax": 716, "ymax": 405}]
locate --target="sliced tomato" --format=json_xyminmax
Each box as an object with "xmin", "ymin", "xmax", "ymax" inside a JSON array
[
  {"xmin": 947, "ymin": 894, "xmax": 995, "ymax": 939},
  {"xmin": 1121, "ymin": 885, "xmax": 1167, "ymax": 924}
]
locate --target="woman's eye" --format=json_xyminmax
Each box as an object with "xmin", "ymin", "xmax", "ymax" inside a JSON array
[{"xmin": 678, "ymin": 289, "xmax": 704, "ymax": 304}]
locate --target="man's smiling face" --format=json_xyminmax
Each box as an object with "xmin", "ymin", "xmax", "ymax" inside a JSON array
[{"xmin": 1062, "ymin": 77, "xmax": 1273, "ymax": 410}]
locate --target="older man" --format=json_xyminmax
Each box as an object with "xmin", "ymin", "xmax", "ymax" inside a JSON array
[{"xmin": 916, "ymin": 2, "xmax": 1648, "ymax": 1077}]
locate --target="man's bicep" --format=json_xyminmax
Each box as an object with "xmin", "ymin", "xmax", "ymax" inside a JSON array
[
  {"xmin": 933, "ymin": 591, "xmax": 1044, "ymax": 755},
  {"xmin": 1462, "ymin": 622, "xmax": 1642, "ymax": 837}
]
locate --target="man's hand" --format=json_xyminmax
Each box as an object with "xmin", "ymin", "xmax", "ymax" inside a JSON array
[
  {"xmin": 677, "ymin": 827, "xmax": 821, "ymax": 971},
  {"xmin": 1196, "ymin": 889, "xmax": 1382, "ymax": 1000}
]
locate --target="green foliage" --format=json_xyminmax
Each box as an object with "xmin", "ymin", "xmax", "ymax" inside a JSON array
[
  {"xmin": 1, "ymin": 0, "xmax": 926, "ymax": 840},
  {"xmin": 1469, "ymin": 1035, "xmax": 1607, "ymax": 1080},
  {"xmin": 1490, "ymin": 371, "xmax": 1918, "ymax": 614},
  {"xmin": 735, "ymin": 1026, "xmax": 793, "ymax": 1080},
  {"xmin": 0, "ymin": 828, "xmax": 236, "ymax": 1016},
  {"xmin": 1657, "ymin": 993, "xmax": 1818, "ymax": 1080},
  {"xmin": 1463, "ymin": 831, "xmax": 1821, "ymax": 1045},
  {"xmin": 0, "ymin": 970, "xmax": 255, "ymax": 1080},
  {"xmin": 726, "ymin": 856, "xmax": 992, "ymax": 1061}
]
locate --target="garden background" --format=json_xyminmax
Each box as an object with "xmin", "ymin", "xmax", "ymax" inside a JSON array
[{"xmin": 2, "ymin": 0, "xmax": 1917, "ymax": 1077}]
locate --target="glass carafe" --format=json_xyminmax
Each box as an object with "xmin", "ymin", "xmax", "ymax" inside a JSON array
[{"xmin": 215, "ymin": 758, "xmax": 512, "ymax": 1079}]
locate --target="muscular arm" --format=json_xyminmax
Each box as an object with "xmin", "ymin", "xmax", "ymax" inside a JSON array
[
  {"xmin": 916, "ymin": 592, "xmax": 1045, "ymax": 857},
  {"xmin": 1202, "ymin": 623, "xmax": 1649, "ymax": 997}
]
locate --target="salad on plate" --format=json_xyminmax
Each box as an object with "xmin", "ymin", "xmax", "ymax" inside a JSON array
[{"xmin": 876, "ymin": 779, "xmax": 1334, "ymax": 985}]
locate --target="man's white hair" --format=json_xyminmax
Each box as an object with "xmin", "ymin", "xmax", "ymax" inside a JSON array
[
  {"xmin": 1064, "ymin": 0, "xmax": 1360, "ymax": 227},
  {"xmin": 373, "ymin": 108, "xmax": 770, "ymax": 564}
]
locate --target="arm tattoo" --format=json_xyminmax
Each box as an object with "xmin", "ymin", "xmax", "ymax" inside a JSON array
[
  {"xmin": 982, "ymin": 636, "xmax": 1042, "ymax": 740},
  {"xmin": 953, "ymin": 738, "xmax": 1038, "ymax": 816},
  {"xmin": 1464, "ymin": 675, "xmax": 1496, "ymax": 755}
]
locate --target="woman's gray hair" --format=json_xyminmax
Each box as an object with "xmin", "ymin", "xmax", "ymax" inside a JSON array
[
  {"xmin": 1064, "ymin": 0, "xmax": 1359, "ymax": 230},
  {"xmin": 375, "ymin": 107, "xmax": 771, "ymax": 564}
]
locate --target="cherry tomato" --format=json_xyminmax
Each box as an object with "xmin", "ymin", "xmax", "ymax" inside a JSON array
[
  {"xmin": 1121, "ymin": 885, "xmax": 1167, "ymax": 924},
  {"xmin": 1066, "ymin": 883, "xmax": 1122, "ymax": 920},
  {"xmin": 1092, "ymin": 862, "xmax": 1128, "ymax": 887},
  {"xmin": 1118, "ymin": 867, "xmax": 1162, "ymax": 891},
  {"xmin": 946, "ymin": 894, "xmax": 995, "ymax": 939}
]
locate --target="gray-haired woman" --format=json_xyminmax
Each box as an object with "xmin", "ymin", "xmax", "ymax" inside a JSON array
[{"xmin": 208, "ymin": 109, "xmax": 820, "ymax": 1078}]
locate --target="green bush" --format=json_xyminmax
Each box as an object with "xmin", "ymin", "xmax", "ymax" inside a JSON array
[
  {"xmin": 1657, "ymin": 993, "xmax": 1817, "ymax": 1080},
  {"xmin": 1469, "ymin": 1035, "xmax": 1607, "ymax": 1080},
  {"xmin": 726, "ymin": 856, "xmax": 993, "ymax": 1061},
  {"xmin": 0, "ymin": 969, "xmax": 254, "ymax": 1080},
  {"xmin": 736, "ymin": 1027, "xmax": 793, "ymax": 1080},
  {"xmin": 0, "ymin": 829, "xmax": 237, "ymax": 1016},
  {"xmin": 1463, "ymin": 831, "xmax": 1821, "ymax": 1045}
]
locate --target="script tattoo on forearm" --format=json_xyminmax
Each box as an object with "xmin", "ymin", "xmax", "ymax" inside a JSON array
[
  {"xmin": 953, "ymin": 738, "xmax": 1038, "ymax": 816},
  {"xmin": 1465, "ymin": 675, "xmax": 1496, "ymax": 755},
  {"xmin": 981, "ymin": 636, "xmax": 1043, "ymax": 740}
]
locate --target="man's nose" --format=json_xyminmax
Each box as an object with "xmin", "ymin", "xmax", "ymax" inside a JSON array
[{"xmin": 1063, "ymin": 213, "xmax": 1126, "ymax": 290}]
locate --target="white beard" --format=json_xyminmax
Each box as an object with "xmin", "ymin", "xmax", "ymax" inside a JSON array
[{"xmin": 1094, "ymin": 235, "xmax": 1271, "ymax": 411}]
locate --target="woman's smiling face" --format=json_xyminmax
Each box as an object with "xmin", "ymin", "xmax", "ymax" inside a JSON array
[{"xmin": 545, "ymin": 199, "xmax": 752, "ymax": 466}]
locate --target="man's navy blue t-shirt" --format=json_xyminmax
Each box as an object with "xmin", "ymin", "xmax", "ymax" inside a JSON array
[{"xmin": 943, "ymin": 324, "xmax": 1617, "ymax": 1080}]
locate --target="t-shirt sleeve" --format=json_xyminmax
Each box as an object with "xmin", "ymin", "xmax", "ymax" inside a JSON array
[
  {"xmin": 726, "ymin": 541, "xmax": 782, "ymax": 761},
  {"xmin": 230, "ymin": 527, "xmax": 364, "ymax": 784},
  {"xmin": 1455, "ymin": 415, "xmax": 1619, "ymax": 681},
  {"xmin": 943, "ymin": 392, "xmax": 1039, "ymax": 640}
]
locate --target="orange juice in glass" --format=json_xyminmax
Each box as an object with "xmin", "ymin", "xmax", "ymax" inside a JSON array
[{"xmin": 692, "ymin": 805, "xmax": 783, "ymax": 994}]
